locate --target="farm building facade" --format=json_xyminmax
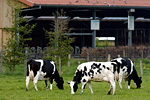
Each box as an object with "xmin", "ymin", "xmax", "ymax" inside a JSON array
[{"xmin": 1, "ymin": 0, "xmax": 150, "ymax": 51}]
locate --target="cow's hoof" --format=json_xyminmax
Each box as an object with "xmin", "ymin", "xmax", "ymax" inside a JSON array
[
  {"xmin": 107, "ymin": 92, "xmax": 111, "ymax": 95},
  {"xmin": 26, "ymin": 89, "xmax": 28, "ymax": 91}
]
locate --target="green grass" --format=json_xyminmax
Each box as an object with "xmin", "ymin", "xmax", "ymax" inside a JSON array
[{"xmin": 0, "ymin": 58, "xmax": 150, "ymax": 100}]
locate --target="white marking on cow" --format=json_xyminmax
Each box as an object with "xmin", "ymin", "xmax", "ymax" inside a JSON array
[
  {"xmin": 50, "ymin": 61, "xmax": 55, "ymax": 74},
  {"xmin": 130, "ymin": 60, "xmax": 134, "ymax": 74}
]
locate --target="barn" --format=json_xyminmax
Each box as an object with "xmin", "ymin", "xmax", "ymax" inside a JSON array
[{"xmin": 1, "ymin": 0, "xmax": 150, "ymax": 52}]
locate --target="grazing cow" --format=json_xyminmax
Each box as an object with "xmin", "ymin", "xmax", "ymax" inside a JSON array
[
  {"xmin": 26, "ymin": 59, "xmax": 64, "ymax": 91},
  {"xmin": 111, "ymin": 57, "xmax": 142, "ymax": 89},
  {"xmin": 67, "ymin": 61, "xmax": 117, "ymax": 95}
]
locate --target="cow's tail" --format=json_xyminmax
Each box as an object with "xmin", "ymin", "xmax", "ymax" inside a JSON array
[
  {"xmin": 28, "ymin": 64, "xmax": 34, "ymax": 81},
  {"xmin": 111, "ymin": 62, "xmax": 118, "ymax": 82}
]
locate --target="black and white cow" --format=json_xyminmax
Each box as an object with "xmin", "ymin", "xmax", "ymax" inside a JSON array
[
  {"xmin": 26, "ymin": 59, "xmax": 64, "ymax": 91},
  {"xmin": 111, "ymin": 57, "xmax": 142, "ymax": 89},
  {"xmin": 68, "ymin": 61, "xmax": 117, "ymax": 95}
]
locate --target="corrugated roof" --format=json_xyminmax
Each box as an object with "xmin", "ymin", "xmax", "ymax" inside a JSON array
[{"xmin": 19, "ymin": 0, "xmax": 150, "ymax": 7}]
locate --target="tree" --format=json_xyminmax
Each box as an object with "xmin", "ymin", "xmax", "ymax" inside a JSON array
[
  {"xmin": 2, "ymin": 0, "xmax": 36, "ymax": 72},
  {"xmin": 44, "ymin": 10, "xmax": 74, "ymax": 74}
]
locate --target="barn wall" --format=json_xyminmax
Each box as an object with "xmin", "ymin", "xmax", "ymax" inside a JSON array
[{"xmin": 0, "ymin": 0, "xmax": 29, "ymax": 50}]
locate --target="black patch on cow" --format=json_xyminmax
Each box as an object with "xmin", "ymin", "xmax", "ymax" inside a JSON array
[
  {"xmin": 73, "ymin": 82, "xmax": 78, "ymax": 92},
  {"xmin": 82, "ymin": 66, "xmax": 88, "ymax": 76},
  {"xmin": 29, "ymin": 60, "xmax": 41, "ymax": 77},
  {"xmin": 103, "ymin": 65, "xmax": 106, "ymax": 69},
  {"xmin": 107, "ymin": 67, "xmax": 110, "ymax": 70},
  {"xmin": 122, "ymin": 68, "xmax": 125, "ymax": 71},
  {"xmin": 111, "ymin": 62, "xmax": 117, "ymax": 73},
  {"xmin": 82, "ymin": 79, "xmax": 87, "ymax": 82},
  {"xmin": 73, "ymin": 70, "xmax": 82, "ymax": 84},
  {"xmin": 97, "ymin": 68, "xmax": 102, "ymax": 74},
  {"xmin": 88, "ymin": 69, "xmax": 94, "ymax": 78},
  {"xmin": 91, "ymin": 63, "xmax": 101, "ymax": 69},
  {"xmin": 42, "ymin": 60, "xmax": 54, "ymax": 78}
]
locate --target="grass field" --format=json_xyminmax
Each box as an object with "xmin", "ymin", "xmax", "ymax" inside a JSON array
[{"xmin": 0, "ymin": 58, "xmax": 150, "ymax": 100}]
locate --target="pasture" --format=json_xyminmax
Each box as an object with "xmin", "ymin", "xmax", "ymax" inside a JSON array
[{"xmin": 0, "ymin": 59, "xmax": 150, "ymax": 100}]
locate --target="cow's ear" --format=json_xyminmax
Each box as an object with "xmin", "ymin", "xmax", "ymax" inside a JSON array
[{"xmin": 67, "ymin": 81, "xmax": 71, "ymax": 84}]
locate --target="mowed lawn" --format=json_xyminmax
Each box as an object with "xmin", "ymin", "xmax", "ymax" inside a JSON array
[{"xmin": 0, "ymin": 59, "xmax": 150, "ymax": 100}]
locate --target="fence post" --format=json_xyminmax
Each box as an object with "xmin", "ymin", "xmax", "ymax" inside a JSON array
[
  {"xmin": 108, "ymin": 54, "xmax": 110, "ymax": 61},
  {"xmin": 141, "ymin": 50, "xmax": 143, "ymax": 60},
  {"xmin": 68, "ymin": 54, "xmax": 71, "ymax": 67},
  {"xmin": 140, "ymin": 60, "xmax": 143, "ymax": 76},
  {"xmin": 106, "ymin": 48, "xmax": 108, "ymax": 61},
  {"xmin": 87, "ymin": 49, "xmax": 89, "ymax": 61},
  {"xmin": 0, "ymin": 51, "xmax": 3, "ymax": 73},
  {"xmin": 24, "ymin": 59, "xmax": 27, "ymax": 76},
  {"xmin": 59, "ymin": 56, "xmax": 61, "ymax": 75},
  {"xmin": 78, "ymin": 61, "xmax": 80, "ymax": 65},
  {"xmin": 123, "ymin": 49, "xmax": 125, "ymax": 57}
]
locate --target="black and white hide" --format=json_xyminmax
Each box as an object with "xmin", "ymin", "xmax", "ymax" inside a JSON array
[
  {"xmin": 26, "ymin": 59, "xmax": 64, "ymax": 91},
  {"xmin": 68, "ymin": 61, "xmax": 117, "ymax": 95},
  {"xmin": 111, "ymin": 57, "xmax": 142, "ymax": 89}
]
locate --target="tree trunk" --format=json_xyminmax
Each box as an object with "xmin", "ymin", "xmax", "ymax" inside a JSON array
[
  {"xmin": 10, "ymin": 65, "xmax": 12, "ymax": 72},
  {"xmin": 13, "ymin": 63, "xmax": 15, "ymax": 72}
]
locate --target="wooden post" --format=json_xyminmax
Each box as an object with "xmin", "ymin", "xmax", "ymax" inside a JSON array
[
  {"xmin": 106, "ymin": 48, "xmax": 108, "ymax": 61},
  {"xmin": 123, "ymin": 49, "xmax": 125, "ymax": 57},
  {"xmin": 68, "ymin": 54, "xmax": 71, "ymax": 67},
  {"xmin": 141, "ymin": 50, "xmax": 143, "ymax": 60},
  {"xmin": 108, "ymin": 54, "xmax": 110, "ymax": 61},
  {"xmin": 0, "ymin": 51, "xmax": 3, "ymax": 73},
  {"xmin": 140, "ymin": 60, "xmax": 143, "ymax": 76},
  {"xmin": 24, "ymin": 60, "xmax": 27, "ymax": 76},
  {"xmin": 78, "ymin": 61, "xmax": 80, "ymax": 65},
  {"xmin": 87, "ymin": 49, "xmax": 89, "ymax": 61},
  {"xmin": 59, "ymin": 56, "xmax": 61, "ymax": 75}
]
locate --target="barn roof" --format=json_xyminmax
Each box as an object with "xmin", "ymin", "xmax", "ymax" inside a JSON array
[{"xmin": 19, "ymin": 0, "xmax": 150, "ymax": 8}]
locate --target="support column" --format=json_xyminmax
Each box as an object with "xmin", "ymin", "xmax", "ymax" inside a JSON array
[
  {"xmin": 81, "ymin": 35, "xmax": 85, "ymax": 48},
  {"xmin": 92, "ymin": 9, "xmax": 96, "ymax": 48},
  {"xmin": 148, "ymin": 30, "xmax": 150, "ymax": 47},
  {"xmin": 128, "ymin": 9, "xmax": 135, "ymax": 47},
  {"xmin": 55, "ymin": 8, "xmax": 58, "ymax": 48},
  {"xmin": 128, "ymin": 30, "xmax": 132, "ymax": 46},
  {"xmin": 115, "ymin": 30, "xmax": 118, "ymax": 47}
]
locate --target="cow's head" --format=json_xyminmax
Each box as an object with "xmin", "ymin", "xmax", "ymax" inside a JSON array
[
  {"xmin": 56, "ymin": 77, "xmax": 64, "ymax": 89},
  {"xmin": 67, "ymin": 81, "xmax": 78, "ymax": 94},
  {"xmin": 136, "ymin": 77, "xmax": 142, "ymax": 88}
]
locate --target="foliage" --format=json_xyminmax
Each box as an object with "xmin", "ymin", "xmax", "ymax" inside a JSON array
[
  {"xmin": 2, "ymin": 0, "xmax": 36, "ymax": 72},
  {"xmin": 43, "ymin": 10, "xmax": 74, "ymax": 66}
]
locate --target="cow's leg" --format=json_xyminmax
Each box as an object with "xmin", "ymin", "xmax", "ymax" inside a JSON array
[
  {"xmin": 134, "ymin": 82, "xmax": 137, "ymax": 88},
  {"xmin": 107, "ymin": 85, "xmax": 113, "ymax": 95},
  {"xmin": 88, "ymin": 81, "xmax": 94, "ymax": 94},
  {"xmin": 108, "ymin": 74, "xmax": 116, "ymax": 95},
  {"xmin": 33, "ymin": 72, "xmax": 40, "ymax": 91},
  {"xmin": 109, "ymin": 80, "xmax": 116, "ymax": 95},
  {"xmin": 128, "ymin": 77, "xmax": 132, "ymax": 89},
  {"xmin": 124, "ymin": 79, "xmax": 127, "ymax": 89},
  {"xmin": 26, "ymin": 76, "xmax": 30, "ymax": 91},
  {"xmin": 45, "ymin": 80, "xmax": 48, "ymax": 90},
  {"xmin": 50, "ymin": 78, "xmax": 54, "ymax": 90},
  {"xmin": 81, "ymin": 79, "xmax": 87, "ymax": 94},
  {"xmin": 119, "ymin": 74, "xmax": 123, "ymax": 89}
]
